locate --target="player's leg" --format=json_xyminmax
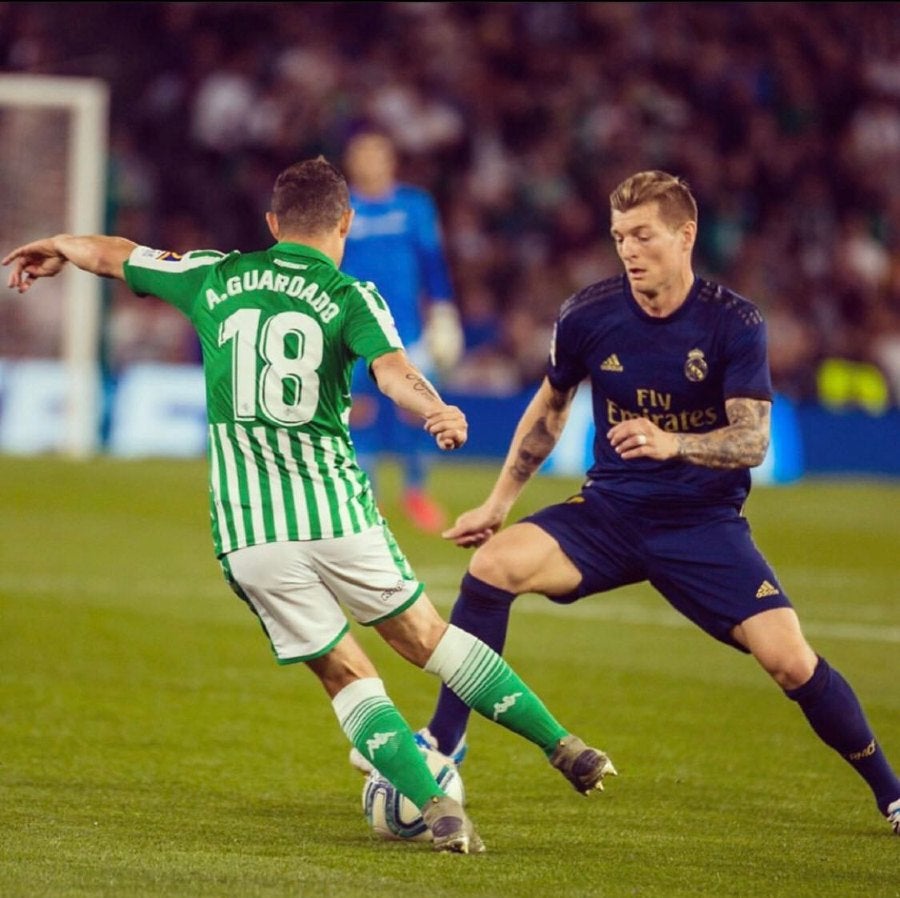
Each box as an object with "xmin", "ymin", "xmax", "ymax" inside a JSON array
[
  {"xmin": 222, "ymin": 540, "xmax": 483, "ymax": 852},
  {"xmin": 645, "ymin": 505, "xmax": 900, "ymax": 831},
  {"xmin": 425, "ymin": 521, "xmax": 583, "ymax": 757},
  {"xmin": 307, "ymin": 635, "xmax": 483, "ymax": 853},
  {"xmin": 375, "ymin": 593, "xmax": 616, "ymax": 795},
  {"xmin": 393, "ymin": 405, "xmax": 446, "ymax": 533},
  {"xmin": 733, "ymin": 608, "xmax": 900, "ymax": 827}
]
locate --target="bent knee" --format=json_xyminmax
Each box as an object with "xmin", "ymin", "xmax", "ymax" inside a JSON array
[
  {"xmin": 468, "ymin": 544, "xmax": 523, "ymax": 593},
  {"xmin": 760, "ymin": 652, "xmax": 818, "ymax": 690}
]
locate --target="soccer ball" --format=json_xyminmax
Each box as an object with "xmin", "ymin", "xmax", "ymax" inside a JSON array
[{"xmin": 361, "ymin": 748, "xmax": 466, "ymax": 842}]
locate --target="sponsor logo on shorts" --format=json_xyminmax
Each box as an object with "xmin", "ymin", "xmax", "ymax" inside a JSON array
[
  {"xmin": 566, "ymin": 495, "xmax": 585, "ymax": 504},
  {"xmin": 492, "ymin": 692, "xmax": 523, "ymax": 720},
  {"xmin": 366, "ymin": 731, "xmax": 396, "ymax": 757},
  {"xmin": 380, "ymin": 580, "xmax": 406, "ymax": 602},
  {"xmin": 755, "ymin": 579, "xmax": 780, "ymax": 599},
  {"xmin": 600, "ymin": 353, "xmax": 623, "ymax": 372}
]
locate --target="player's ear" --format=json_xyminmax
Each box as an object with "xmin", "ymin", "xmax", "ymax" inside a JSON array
[
  {"xmin": 266, "ymin": 211, "xmax": 280, "ymax": 241},
  {"xmin": 338, "ymin": 208, "xmax": 354, "ymax": 238},
  {"xmin": 681, "ymin": 220, "xmax": 697, "ymax": 253}
]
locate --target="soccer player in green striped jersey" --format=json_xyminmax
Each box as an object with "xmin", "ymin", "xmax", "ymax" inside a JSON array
[{"xmin": 4, "ymin": 157, "xmax": 616, "ymax": 854}]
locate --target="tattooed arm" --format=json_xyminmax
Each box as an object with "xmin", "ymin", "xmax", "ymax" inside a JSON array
[
  {"xmin": 607, "ymin": 397, "xmax": 771, "ymax": 469},
  {"xmin": 370, "ymin": 349, "xmax": 467, "ymax": 450},
  {"xmin": 443, "ymin": 377, "xmax": 577, "ymax": 546},
  {"xmin": 674, "ymin": 398, "xmax": 770, "ymax": 468}
]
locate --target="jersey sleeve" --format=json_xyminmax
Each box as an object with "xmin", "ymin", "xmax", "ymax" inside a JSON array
[
  {"xmin": 343, "ymin": 279, "xmax": 405, "ymax": 367},
  {"xmin": 546, "ymin": 298, "xmax": 588, "ymax": 390},
  {"xmin": 123, "ymin": 246, "xmax": 226, "ymax": 317},
  {"xmin": 722, "ymin": 309, "xmax": 773, "ymax": 401},
  {"xmin": 410, "ymin": 190, "xmax": 454, "ymax": 301}
]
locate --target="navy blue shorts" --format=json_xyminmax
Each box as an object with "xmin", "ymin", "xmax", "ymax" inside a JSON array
[{"xmin": 522, "ymin": 487, "xmax": 793, "ymax": 652}]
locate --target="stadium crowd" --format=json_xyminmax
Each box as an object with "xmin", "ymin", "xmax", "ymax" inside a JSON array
[{"xmin": 2, "ymin": 1, "xmax": 900, "ymax": 407}]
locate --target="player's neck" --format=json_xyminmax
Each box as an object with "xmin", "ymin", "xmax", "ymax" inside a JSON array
[
  {"xmin": 632, "ymin": 269, "xmax": 695, "ymax": 318},
  {"xmin": 278, "ymin": 230, "xmax": 343, "ymax": 266}
]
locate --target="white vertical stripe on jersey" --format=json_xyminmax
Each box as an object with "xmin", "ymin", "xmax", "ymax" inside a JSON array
[
  {"xmin": 296, "ymin": 431, "xmax": 335, "ymax": 539},
  {"xmin": 234, "ymin": 425, "xmax": 266, "ymax": 544},
  {"xmin": 216, "ymin": 423, "xmax": 247, "ymax": 549},
  {"xmin": 354, "ymin": 281, "xmax": 403, "ymax": 347},
  {"xmin": 275, "ymin": 428, "xmax": 311, "ymax": 540},
  {"xmin": 208, "ymin": 427, "xmax": 233, "ymax": 554},
  {"xmin": 318, "ymin": 435, "xmax": 354, "ymax": 534},
  {"xmin": 330, "ymin": 436, "xmax": 362, "ymax": 532},
  {"xmin": 254, "ymin": 426, "xmax": 288, "ymax": 542}
]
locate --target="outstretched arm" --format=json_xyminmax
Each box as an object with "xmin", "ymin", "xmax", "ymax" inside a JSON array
[
  {"xmin": 443, "ymin": 376, "xmax": 577, "ymax": 547},
  {"xmin": 370, "ymin": 350, "xmax": 467, "ymax": 451},
  {"xmin": 4, "ymin": 234, "xmax": 137, "ymax": 293},
  {"xmin": 607, "ymin": 396, "xmax": 771, "ymax": 468}
]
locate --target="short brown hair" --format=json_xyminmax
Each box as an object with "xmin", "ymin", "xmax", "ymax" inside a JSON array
[
  {"xmin": 271, "ymin": 157, "xmax": 350, "ymax": 235},
  {"xmin": 609, "ymin": 171, "xmax": 698, "ymax": 229}
]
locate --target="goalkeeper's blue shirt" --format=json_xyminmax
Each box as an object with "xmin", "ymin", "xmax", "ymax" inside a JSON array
[
  {"xmin": 547, "ymin": 274, "xmax": 773, "ymax": 508},
  {"xmin": 342, "ymin": 184, "xmax": 453, "ymax": 346}
]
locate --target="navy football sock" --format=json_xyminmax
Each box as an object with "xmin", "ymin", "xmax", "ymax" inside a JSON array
[
  {"xmin": 427, "ymin": 572, "xmax": 517, "ymax": 754},
  {"xmin": 785, "ymin": 656, "xmax": 900, "ymax": 814}
]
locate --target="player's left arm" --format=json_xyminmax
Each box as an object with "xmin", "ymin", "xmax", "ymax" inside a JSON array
[
  {"xmin": 608, "ymin": 396, "xmax": 770, "ymax": 468},
  {"xmin": 4, "ymin": 234, "xmax": 136, "ymax": 292}
]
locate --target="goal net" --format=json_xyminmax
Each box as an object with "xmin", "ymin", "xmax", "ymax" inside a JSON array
[{"xmin": 0, "ymin": 74, "xmax": 109, "ymax": 457}]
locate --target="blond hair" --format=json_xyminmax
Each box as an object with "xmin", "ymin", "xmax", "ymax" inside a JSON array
[{"xmin": 609, "ymin": 171, "xmax": 698, "ymax": 229}]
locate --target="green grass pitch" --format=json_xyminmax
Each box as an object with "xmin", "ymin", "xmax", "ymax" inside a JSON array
[{"xmin": 1, "ymin": 455, "xmax": 898, "ymax": 897}]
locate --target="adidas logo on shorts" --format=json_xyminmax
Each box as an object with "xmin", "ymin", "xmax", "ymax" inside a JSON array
[{"xmin": 755, "ymin": 580, "xmax": 780, "ymax": 599}]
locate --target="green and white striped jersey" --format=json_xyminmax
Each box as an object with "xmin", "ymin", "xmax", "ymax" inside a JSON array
[{"xmin": 123, "ymin": 241, "xmax": 404, "ymax": 556}]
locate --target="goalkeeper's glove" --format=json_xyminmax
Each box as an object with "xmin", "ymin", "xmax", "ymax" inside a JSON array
[{"xmin": 425, "ymin": 302, "xmax": 464, "ymax": 374}]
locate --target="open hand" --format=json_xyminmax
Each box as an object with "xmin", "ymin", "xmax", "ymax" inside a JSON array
[{"xmin": 3, "ymin": 239, "xmax": 68, "ymax": 293}]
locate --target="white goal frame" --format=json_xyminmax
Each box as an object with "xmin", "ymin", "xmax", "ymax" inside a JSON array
[{"xmin": 0, "ymin": 74, "xmax": 109, "ymax": 457}]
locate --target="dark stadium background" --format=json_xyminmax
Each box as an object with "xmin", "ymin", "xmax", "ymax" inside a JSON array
[{"xmin": 2, "ymin": 1, "xmax": 899, "ymax": 475}]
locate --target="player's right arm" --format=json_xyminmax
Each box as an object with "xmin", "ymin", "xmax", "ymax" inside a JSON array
[
  {"xmin": 443, "ymin": 376, "xmax": 577, "ymax": 548},
  {"xmin": 370, "ymin": 349, "xmax": 467, "ymax": 451},
  {"xmin": 4, "ymin": 234, "xmax": 136, "ymax": 292}
]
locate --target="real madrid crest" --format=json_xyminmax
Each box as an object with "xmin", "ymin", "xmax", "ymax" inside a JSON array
[{"xmin": 684, "ymin": 348, "xmax": 708, "ymax": 382}]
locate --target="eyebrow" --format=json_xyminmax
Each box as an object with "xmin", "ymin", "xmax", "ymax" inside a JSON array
[{"xmin": 610, "ymin": 224, "xmax": 652, "ymax": 237}]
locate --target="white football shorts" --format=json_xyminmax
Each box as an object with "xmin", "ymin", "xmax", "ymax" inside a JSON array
[{"xmin": 221, "ymin": 525, "xmax": 424, "ymax": 664}]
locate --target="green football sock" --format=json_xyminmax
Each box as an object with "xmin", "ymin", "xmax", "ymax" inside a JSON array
[
  {"xmin": 331, "ymin": 677, "xmax": 443, "ymax": 808},
  {"xmin": 424, "ymin": 624, "xmax": 568, "ymax": 757}
]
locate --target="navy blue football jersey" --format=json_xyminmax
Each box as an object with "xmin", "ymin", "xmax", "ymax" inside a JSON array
[{"xmin": 547, "ymin": 274, "xmax": 772, "ymax": 506}]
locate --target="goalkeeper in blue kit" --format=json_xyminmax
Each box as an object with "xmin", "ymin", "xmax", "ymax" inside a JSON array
[
  {"xmin": 341, "ymin": 127, "xmax": 464, "ymax": 533},
  {"xmin": 410, "ymin": 170, "xmax": 900, "ymax": 837},
  {"xmin": 4, "ymin": 156, "xmax": 615, "ymax": 854}
]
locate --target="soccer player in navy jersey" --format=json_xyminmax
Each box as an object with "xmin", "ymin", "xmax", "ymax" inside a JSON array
[
  {"xmin": 341, "ymin": 127, "xmax": 464, "ymax": 533},
  {"xmin": 409, "ymin": 170, "xmax": 900, "ymax": 835}
]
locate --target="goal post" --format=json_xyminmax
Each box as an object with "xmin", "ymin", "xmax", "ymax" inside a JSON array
[{"xmin": 0, "ymin": 74, "xmax": 109, "ymax": 457}]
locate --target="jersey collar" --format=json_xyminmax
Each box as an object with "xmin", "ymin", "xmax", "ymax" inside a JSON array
[
  {"xmin": 624, "ymin": 274, "xmax": 700, "ymax": 324},
  {"xmin": 271, "ymin": 242, "xmax": 336, "ymax": 268}
]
